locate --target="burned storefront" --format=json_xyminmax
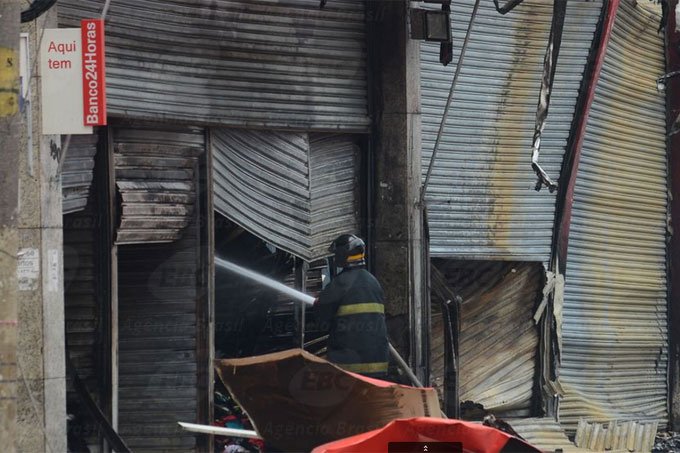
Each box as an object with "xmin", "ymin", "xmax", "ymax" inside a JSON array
[
  {"xmin": 212, "ymin": 131, "xmax": 363, "ymax": 360},
  {"xmin": 51, "ymin": 0, "xmax": 678, "ymax": 451},
  {"xmin": 421, "ymin": 0, "xmax": 602, "ymax": 420},
  {"xmin": 58, "ymin": 0, "xmax": 369, "ymax": 451},
  {"xmin": 421, "ymin": 0, "xmax": 672, "ymax": 448},
  {"xmin": 61, "ymin": 125, "xmax": 212, "ymax": 451}
]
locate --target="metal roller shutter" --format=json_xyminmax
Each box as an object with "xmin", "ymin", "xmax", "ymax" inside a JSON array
[
  {"xmin": 64, "ymin": 203, "xmax": 102, "ymax": 445},
  {"xmin": 560, "ymin": 0, "xmax": 668, "ymax": 429},
  {"xmin": 421, "ymin": 0, "xmax": 602, "ymax": 260},
  {"xmin": 62, "ymin": 135, "xmax": 98, "ymax": 215},
  {"xmin": 58, "ymin": 0, "xmax": 368, "ymax": 132},
  {"xmin": 309, "ymin": 133, "xmax": 361, "ymax": 258},
  {"xmin": 114, "ymin": 126, "xmax": 204, "ymax": 451},
  {"xmin": 431, "ymin": 260, "xmax": 542, "ymax": 418},
  {"xmin": 213, "ymin": 129, "xmax": 360, "ymax": 261},
  {"xmin": 113, "ymin": 127, "xmax": 204, "ymax": 245}
]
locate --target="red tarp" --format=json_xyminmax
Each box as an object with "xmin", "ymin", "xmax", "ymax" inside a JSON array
[{"xmin": 312, "ymin": 417, "xmax": 542, "ymax": 453}]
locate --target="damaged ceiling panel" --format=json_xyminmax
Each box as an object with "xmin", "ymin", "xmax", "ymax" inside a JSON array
[
  {"xmin": 560, "ymin": 0, "xmax": 668, "ymax": 430},
  {"xmin": 213, "ymin": 129, "xmax": 360, "ymax": 262},
  {"xmin": 431, "ymin": 260, "xmax": 542, "ymax": 418},
  {"xmin": 62, "ymin": 134, "xmax": 98, "ymax": 215},
  {"xmin": 114, "ymin": 127, "xmax": 204, "ymax": 245},
  {"xmin": 58, "ymin": 0, "xmax": 368, "ymax": 132},
  {"xmin": 421, "ymin": 0, "xmax": 602, "ymax": 260}
]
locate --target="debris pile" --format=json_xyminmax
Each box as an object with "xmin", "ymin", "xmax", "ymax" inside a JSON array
[
  {"xmin": 653, "ymin": 432, "xmax": 680, "ymax": 453},
  {"xmin": 213, "ymin": 389, "xmax": 263, "ymax": 453}
]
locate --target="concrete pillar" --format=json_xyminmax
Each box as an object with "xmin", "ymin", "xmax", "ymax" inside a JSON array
[
  {"xmin": 0, "ymin": 1, "xmax": 22, "ymax": 451},
  {"xmin": 368, "ymin": 0, "xmax": 427, "ymax": 380},
  {"xmin": 15, "ymin": 6, "xmax": 67, "ymax": 452}
]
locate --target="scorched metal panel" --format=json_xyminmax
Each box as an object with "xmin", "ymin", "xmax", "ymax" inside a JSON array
[
  {"xmin": 58, "ymin": 0, "xmax": 368, "ymax": 132},
  {"xmin": 117, "ymin": 223, "xmax": 200, "ymax": 451},
  {"xmin": 421, "ymin": 0, "xmax": 602, "ymax": 260},
  {"xmin": 431, "ymin": 260, "xmax": 542, "ymax": 418},
  {"xmin": 113, "ymin": 126, "xmax": 204, "ymax": 245},
  {"xmin": 560, "ymin": 0, "xmax": 668, "ymax": 430}
]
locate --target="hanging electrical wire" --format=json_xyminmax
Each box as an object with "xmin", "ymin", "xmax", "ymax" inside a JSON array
[
  {"xmin": 21, "ymin": 0, "xmax": 58, "ymax": 23},
  {"xmin": 492, "ymin": 0, "xmax": 525, "ymax": 15}
]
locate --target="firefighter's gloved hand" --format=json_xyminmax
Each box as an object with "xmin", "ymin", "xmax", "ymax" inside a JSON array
[{"xmin": 313, "ymin": 298, "xmax": 319, "ymax": 306}]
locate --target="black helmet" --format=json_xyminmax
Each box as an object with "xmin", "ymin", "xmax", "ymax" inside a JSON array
[{"xmin": 329, "ymin": 234, "xmax": 366, "ymax": 269}]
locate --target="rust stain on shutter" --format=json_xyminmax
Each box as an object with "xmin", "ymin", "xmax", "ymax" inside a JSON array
[{"xmin": 491, "ymin": 3, "xmax": 551, "ymax": 254}]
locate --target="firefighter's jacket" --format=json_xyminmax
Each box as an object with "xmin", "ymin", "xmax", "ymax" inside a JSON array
[{"xmin": 315, "ymin": 267, "xmax": 389, "ymax": 376}]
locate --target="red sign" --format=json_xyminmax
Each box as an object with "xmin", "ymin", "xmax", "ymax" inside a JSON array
[{"xmin": 81, "ymin": 19, "xmax": 106, "ymax": 126}]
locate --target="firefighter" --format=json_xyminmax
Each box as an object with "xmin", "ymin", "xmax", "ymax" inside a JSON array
[{"xmin": 314, "ymin": 234, "xmax": 389, "ymax": 379}]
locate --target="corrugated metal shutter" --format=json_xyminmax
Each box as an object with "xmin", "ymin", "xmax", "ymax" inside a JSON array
[
  {"xmin": 64, "ymin": 203, "xmax": 101, "ymax": 444},
  {"xmin": 309, "ymin": 134, "xmax": 361, "ymax": 258},
  {"xmin": 58, "ymin": 0, "xmax": 368, "ymax": 132},
  {"xmin": 62, "ymin": 135, "xmax": 97, "ymax": 215},
  {"xmin": 213, "ymin": 129, "xmax": 359, "ymax": 261},
  {"xmin": 115, "ymin": 126, "xmax": 204, "ymax": 451},
  {"xmin": 114, "ymin": 127, "xmax": 203, "ymax": 245},
  {"xmin": 431, "ymin": 260, "xmax": 541, "ymax": 418},
  {"xmin": 507, "ymin": 418, "xmax": 583, "ymax": 452},
  {"xmin": 560, "ymin": 0, "xmax": 668, "ymax": 429},
  {"xmin": 117, "ymin": 228, "xmax": 200, "ymax": 451},
  {"xmin": 421, "ymin": 0, "xmax": 602, "ymax": 260}
]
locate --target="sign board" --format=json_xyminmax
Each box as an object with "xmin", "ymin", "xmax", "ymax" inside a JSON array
[
  {"xmin": 41, "ymin": 28, "xmax": 92, "ymax": 134},
  {"xmin": 40, "ymin": 21, "xmax": 107, "ymax": 135},
  {"xmin": 81, "ymin": 19, "xmax": 106, "ymax": 126},
  {"xmin": 47, "ymin": 249, "xmax": 60, "ymax": 293},
  {"xmin": 19, "ymin": 33, "xmax": 29, "ymax": 102},
  {"xmin": 17, "ymin": 248, "xmax": 39, "ymax": 291}
]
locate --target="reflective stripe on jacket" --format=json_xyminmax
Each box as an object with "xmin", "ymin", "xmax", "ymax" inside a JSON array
[{"xmin": 315, "ymin": 268, "xmax": 389, "ymax": 376}]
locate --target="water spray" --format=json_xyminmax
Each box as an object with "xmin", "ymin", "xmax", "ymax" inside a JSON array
[
  {"xmin": 215, "ymin": 257, "xmax": 315, "ymax": 306},
  {"xmin": 215, "ymin": 256, "xmax": 425, "ymax": 389}
]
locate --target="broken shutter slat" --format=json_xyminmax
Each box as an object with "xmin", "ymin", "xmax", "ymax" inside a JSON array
[
  {"xmin": 560, "ymin": 0, "xmax": 668, "ymax": 430},
  {"xmin": 113, "ymin": 127, "xmax": 203, "ymax": 245},
  {"xmin": 212, "ymin": 129, "xmax": 360, "ymax": 262},
  {"xmin": 420, "ymin": 0, "xmax": 602, "ymax": 261}
]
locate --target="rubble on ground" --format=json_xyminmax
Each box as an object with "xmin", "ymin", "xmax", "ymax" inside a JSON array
[{"xmin": 653, "ymin": 432, "xmax": 680, "ymax": 453}]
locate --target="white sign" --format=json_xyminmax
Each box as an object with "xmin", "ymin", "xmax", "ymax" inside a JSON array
[
  {"xmin": 48, "ymin": 249, "xmax": 60, "ymax": 293},
  {"xmin": 40, "ymin": 28, "xmax": 92, "ymax": 135},
  {"xmin": 17, "ymin": 248, "xmax": 40, "ymax": 291},
  {"xmin": 20, "ymin": 33, "xmax": 29, "ymax": 101}
]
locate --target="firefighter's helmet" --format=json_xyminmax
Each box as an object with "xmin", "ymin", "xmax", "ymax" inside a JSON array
[{"xmin": 329, "ymin": 234, "xmax": 366, "ymax": 268}]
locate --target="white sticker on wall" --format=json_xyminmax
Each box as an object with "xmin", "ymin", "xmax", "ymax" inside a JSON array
[
  {"xmin": 48, "ymin": 249, "xmax": 60, "ymax": 293},
  {"xmin": 17, "ymin": 248, "xmax": 39, "ymax": 291}
]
